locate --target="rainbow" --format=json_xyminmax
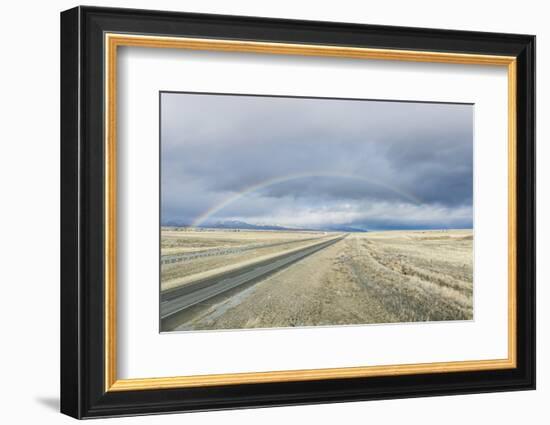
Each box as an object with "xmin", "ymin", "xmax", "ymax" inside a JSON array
[{"xmin": 191, "ymin": 172, "xmax": 422, "ymax": 228}]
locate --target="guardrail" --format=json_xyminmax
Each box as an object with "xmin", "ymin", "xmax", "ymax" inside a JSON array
[{"xmin": 160, "ymin": 236, "xmax": 325, "ymax": 265}]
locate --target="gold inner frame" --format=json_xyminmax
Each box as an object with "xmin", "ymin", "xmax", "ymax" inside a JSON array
[{"xmin": 104, "ymin": 33, "xmax": 517, "ymax": 392}]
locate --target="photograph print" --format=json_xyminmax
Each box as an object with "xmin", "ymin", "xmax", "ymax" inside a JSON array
[{"xmin": 160, "ymin": 92, "xmax": 474, "ymax": 332}]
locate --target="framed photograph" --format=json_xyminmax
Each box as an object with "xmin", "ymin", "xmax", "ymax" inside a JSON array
[{"xmin": 60, "ymin": 6, "xmax": 535, "ymax": 419}]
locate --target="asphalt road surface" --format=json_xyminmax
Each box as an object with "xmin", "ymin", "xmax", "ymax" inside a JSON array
[
  {"xmin": 160, "ymin": 234, "xmax": 347, "ymax": 331},
  {"xmin": 161, "ymin": 235, "xmax": 324, "ymax": 265}
]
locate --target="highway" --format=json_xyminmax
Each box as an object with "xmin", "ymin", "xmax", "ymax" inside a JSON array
[
  {"xmin": 160, "ymin": 234, "xmax": 347, "ymax": 331},
  {"xmin": 161, "ymin": 235, "xmax": 324, "ymax": 265}
]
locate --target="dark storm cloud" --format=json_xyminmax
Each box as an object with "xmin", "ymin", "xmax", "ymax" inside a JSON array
[{"xmin": 161, "ymin": 92, "xmax": 473, "ymax": 229}]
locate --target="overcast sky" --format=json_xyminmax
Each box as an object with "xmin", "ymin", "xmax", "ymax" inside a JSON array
[{"xmin": 161, "ymin": 92, "xmax": 473, "ymax": 230}]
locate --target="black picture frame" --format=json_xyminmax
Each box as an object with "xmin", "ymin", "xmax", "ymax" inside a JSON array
[{"xmin": 61, "ymin": 5, "xmax": 535, "ymax": 419}]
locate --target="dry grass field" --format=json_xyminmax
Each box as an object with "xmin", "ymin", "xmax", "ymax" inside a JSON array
[
  {"xmin": 161, "ymin": 228, "xmax": 322, "ymax": 255},
  {"xmin": 161, "ymin": 228, "xmax": 329, "ymax": 291},
  {"xmin": 161, "ymin": 228, "xmax": 473, "ymax": 330}
]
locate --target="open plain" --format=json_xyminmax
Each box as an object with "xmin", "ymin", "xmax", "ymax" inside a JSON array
[{"xmin": 160, "ymin": 228, "xmax": 473, "ymax": 331}]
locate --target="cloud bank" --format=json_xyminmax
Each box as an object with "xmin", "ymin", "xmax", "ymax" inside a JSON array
[{"xmin": 161, "ymin": 92, "xmax": 473, "ymax": 230}]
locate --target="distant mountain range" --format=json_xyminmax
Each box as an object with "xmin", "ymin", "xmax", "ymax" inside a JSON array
[
  {"xmin": 162, "ymin": 219, "xmax": 368, "ymax": 232},
  {"xmin": 323, "ymin": 225, "xmax": 368, "ymax": 233},
  {"xmin": 205, "ymin": 220, "xmax": 296, "ymax": 231}
]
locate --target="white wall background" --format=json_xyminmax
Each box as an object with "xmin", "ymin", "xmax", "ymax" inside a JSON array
[{"xmin": 0, "ymin": 0, "xmax": 545, "ymax": 423}]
